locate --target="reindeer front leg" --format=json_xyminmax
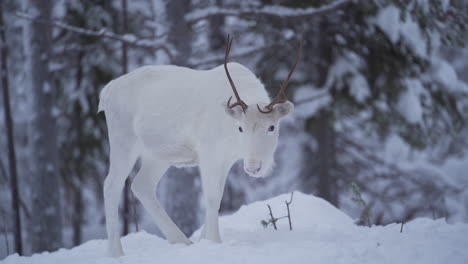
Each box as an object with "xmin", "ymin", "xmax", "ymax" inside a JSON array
[{"xmin": 199, "ymin": 158, "xmax": 231, "ymax": 242}]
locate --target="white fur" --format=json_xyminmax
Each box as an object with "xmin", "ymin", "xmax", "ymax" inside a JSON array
[{"xmin": 99, "ymin": 62, "xmax": 293, "ymax": 257}]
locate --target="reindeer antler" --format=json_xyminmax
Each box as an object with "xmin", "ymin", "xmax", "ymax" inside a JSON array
[
  {"xmin": 224, "ymin": 35, "xmax": 248, "ymax": 113},
  {"xmin": 257, "ymin": 33, "xmax": 304, "ymax": 114}
]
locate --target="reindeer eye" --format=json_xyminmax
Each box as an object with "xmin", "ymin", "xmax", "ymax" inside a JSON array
[
  {"xmin": 268, "ymin": 125, "xmax": 275, "ymax": 132},
  {"xmin": 238, "ymin": 126, "xmax": 243, "ymax": 133}
]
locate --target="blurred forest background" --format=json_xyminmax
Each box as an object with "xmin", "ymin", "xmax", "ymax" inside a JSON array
[{"xmin": 1, "ymin": 0, "xmax": 467, "ymax": 258}]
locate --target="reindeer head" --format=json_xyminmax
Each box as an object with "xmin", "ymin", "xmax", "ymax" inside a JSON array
[{"xmin": 223, "ymin": 34, "xmax": 302, "ymax": 177}]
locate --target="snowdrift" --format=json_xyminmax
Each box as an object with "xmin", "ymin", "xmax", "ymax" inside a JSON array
[{"xmin": 2, "ymin": 192, "xmax": 467, "ymax": 264}]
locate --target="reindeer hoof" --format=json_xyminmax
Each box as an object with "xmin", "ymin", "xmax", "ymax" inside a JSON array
[
  {"xmin": 168, "ymin": 238, "xmax": 192, "ymax": 245},
  {"xmin": 167, "ymin": 234, "xmax": 192, "ymax": 245}
]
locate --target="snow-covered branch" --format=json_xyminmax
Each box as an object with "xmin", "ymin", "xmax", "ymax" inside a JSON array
[
  {"xmin": 186, "ymin": 0, "xmax": 353, "ymax": 24},
  {"xmin": 188, "ymin": 45, "xmax": 272, "ymax": 68},
  {"xmin": 15, "ymin": 12, "xmax": 174, "ymax": 59},
  {"xmin": 294, "ymin": 90, "xmax": 329, "ymax": 105}
]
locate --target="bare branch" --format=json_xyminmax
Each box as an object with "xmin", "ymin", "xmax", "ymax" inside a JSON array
[
  {"xmin": 15, "ymin": 12, "xmax": 175, "ymax": 60},
  {"xmin": 186, "ymin": 0, "xmax": 354, "ymax": 24}
]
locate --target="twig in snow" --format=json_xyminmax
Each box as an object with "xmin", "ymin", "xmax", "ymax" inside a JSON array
[
  {"xmin": 285, "ymin": 192, "xmax": 294, "ymax": 231},
  {"xmin": 400, "ymin": 222, "xmax": 404, "ymax": 233},
  {"xmin": 267, "ymin": 204, "xmax": 278, "ymax": 230}
]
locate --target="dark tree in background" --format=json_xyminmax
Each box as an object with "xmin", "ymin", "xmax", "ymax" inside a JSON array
[
  {"xmin": 208, "ymin": 0, "xmax": 225, "ymax": 52},
  {"xmin": 302, "ymin": 16, "xmax": 337, "ymax": 206},
  {"xmin": 120, "ymin": 0, "xmax": 132, "ymax": 237},
  {"xmin": 26, "ymin": 0, "xmax": 63, "ymax": 252},
  {"xmin": 0, "ymin": 0, "xmax": 22, "ymax": 254},
  {"xmin": 54, "ymin": 0, "xmax": 121, "ymax": 247}
]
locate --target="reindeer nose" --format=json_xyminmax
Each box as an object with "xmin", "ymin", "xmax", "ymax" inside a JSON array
[
  {"xmin": 245, "ymin": 162, "xmax": 262, "ymax": 175},
  {"xmin": 246, "ymin": 166, "xmax": 260, "ymax": 174}
]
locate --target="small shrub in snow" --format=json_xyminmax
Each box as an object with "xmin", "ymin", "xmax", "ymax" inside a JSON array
[{"xmin": 350, "ymin": 182, "xmax": 372, "ymax": 227}]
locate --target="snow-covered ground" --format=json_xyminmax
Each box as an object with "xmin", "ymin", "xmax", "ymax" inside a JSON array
[{"xmin": 2, "ymin": 192, "xmax": 467, "ymax": 264}]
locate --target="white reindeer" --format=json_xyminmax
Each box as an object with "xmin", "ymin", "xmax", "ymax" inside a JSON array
[{"xmin": 98, "ymin": 35, "xmax": 302, "ymax": 257}]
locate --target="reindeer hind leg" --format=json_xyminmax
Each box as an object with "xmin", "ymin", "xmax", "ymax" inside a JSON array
[{"xmin": 103, "ymin": 128, "xmax": 139, "ymax": 257}]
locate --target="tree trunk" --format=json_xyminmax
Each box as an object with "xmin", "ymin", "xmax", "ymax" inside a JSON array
[
  {"xmin": 314, "ymin": 18, "xmax": 338, "ymax": 206},
  {"xmin": 316, "ymin": 110, "xmax": 334, "ymax": 203},
  {"xmin": 71, "ymin": 51, "xmax": 84, "ymax": 246},
  {"xmin": 167, "ymin": 0, "xmax": 192, "ymax": 66},
  {"xmin": 27, "ymin": 0, "xmax": 63, "ymax": 253},
  {"xmin": 72, "ymin": 185, "xmax": 83, "ymax": 246},
  {"xmin": 120, "ymin": 0, "xmax": 132, "ymax": 236},
  {"xmin": 301, "ymin": 17, "xmax": 338, "ymax": 206},
  {"xmin": 0, "ymin": 1, "xmax": 22, "ymax": 255},
  {"xmin": 208, "ymin": 0, "xmax": 224, "ymax": 52}
]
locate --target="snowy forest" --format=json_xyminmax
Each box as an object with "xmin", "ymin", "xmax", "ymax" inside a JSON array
[{"xmin": 1, "ymin": 0, "xmax": 468, "ymax": 260}]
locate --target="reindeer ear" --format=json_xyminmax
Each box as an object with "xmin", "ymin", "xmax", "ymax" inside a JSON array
[
  {"xmin": 273, "ymin": 101, "xmax": 294, "ymax": 119},
  {"xmin": 224, "ymin": 104, "xmax": 244, "ymax": 120}
]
